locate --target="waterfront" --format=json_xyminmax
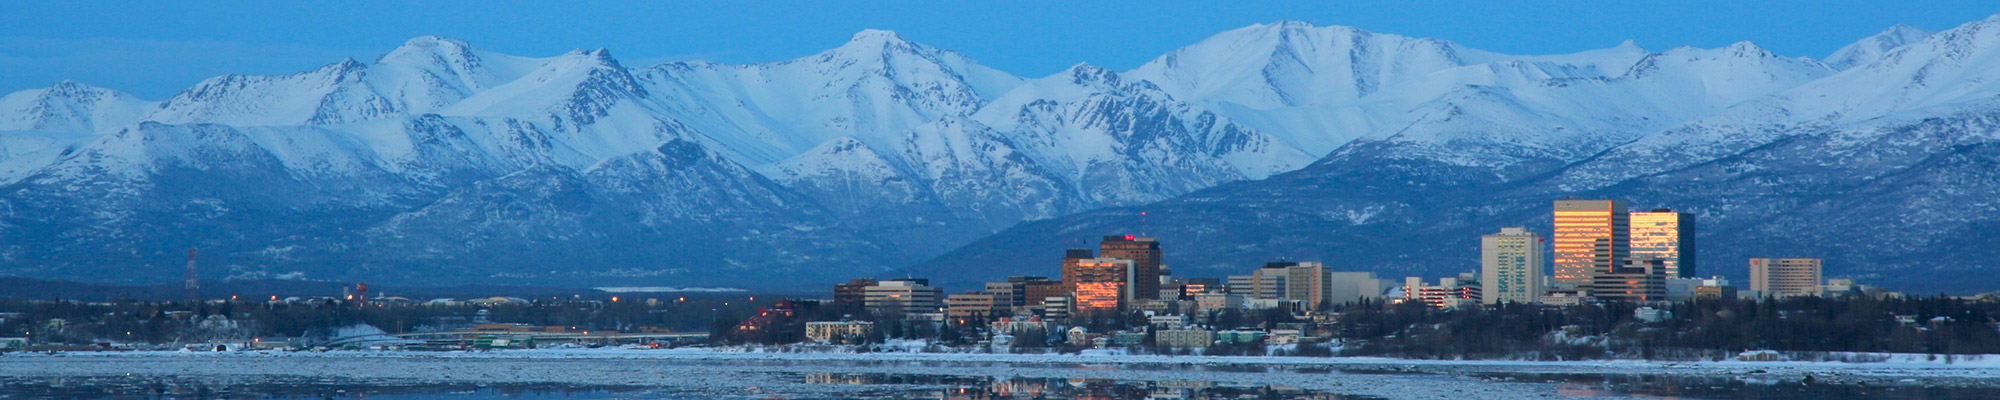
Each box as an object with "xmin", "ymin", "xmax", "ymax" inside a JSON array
[{"xmin": 2, "ymin": 350, "xmax": 1996, "ymax": 399}]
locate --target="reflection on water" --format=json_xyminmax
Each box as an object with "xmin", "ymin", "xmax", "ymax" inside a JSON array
[
  {"xmin": 0, "ymin": 378, "xmax": 654, "ymax": 400},
  {"xmin": 0, "ymin": 374, "xmax": 1375, "ymax": 400},
  {"xmin": 800, "ymin": 372, "xmax": 1372, "ymax": 399},
  {"xmin": 9, "ymin": 360, "xmax": 1998, "ymax": 400},
  {"xmin": 1478, "ymin": 371, "xmax": 2000, "ymax": 400}
]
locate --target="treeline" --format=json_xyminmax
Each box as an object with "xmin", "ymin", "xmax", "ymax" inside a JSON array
[
  {"xmin": 1335, "ymin": 296, "xmax": 2000, "ymax": 360},
  {"xmin": 0, "ymin": 296, "xmax": 767, "ymax": 345}
]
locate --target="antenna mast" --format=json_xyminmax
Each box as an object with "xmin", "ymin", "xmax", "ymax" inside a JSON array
[
  {"xmin": 1140, "ymin": 211, "xmax": 1149, "ymax": 237},
  {"xmin": 184, "ymin": 248, "xmax": 199, "ymax": 302}
]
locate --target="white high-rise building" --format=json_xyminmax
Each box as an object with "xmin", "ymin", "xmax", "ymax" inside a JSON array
[
  {"xmin": 1750, "ymin": 258, "xmax": 1823, "ymax": 298},
  {"xmin": 1482, "ymin": 227, "xmax": 1544, "ymax": 304}
]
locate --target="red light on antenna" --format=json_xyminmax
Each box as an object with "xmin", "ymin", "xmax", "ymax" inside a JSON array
[
  {"xmin": 1141, "ymin": 211, "xmax": 1147, "ymax": 216},
  {"xmin": 1124, "ymin": 235, "xmax": 1136, "ymax": 241}
]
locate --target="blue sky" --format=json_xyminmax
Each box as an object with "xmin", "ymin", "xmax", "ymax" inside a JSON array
[{"xmin": 3, "ymin": 1, "xmax": 1996, "ymax": 98}]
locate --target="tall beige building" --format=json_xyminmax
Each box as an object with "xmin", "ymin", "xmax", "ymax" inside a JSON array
[
  {"xmin": 1630, "ymin": 209, "xmax": 1697, "ymax": 278},
  {"xmin": 1750, "ymin": 258, "xmax": 1822, "ymax": 297},
  {"xmin": 1284, "ymin": 262, "xmax": 1330, "ymax": 309},
  {"xmin": 1481, "ymin": 227, "xmax": 1544, "ymax": 304},
  {"xmin": 1553, "ymin": 200, "xmax": 1629, "ymax": 286}
]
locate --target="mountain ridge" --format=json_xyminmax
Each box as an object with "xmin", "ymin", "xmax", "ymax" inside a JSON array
[{"xmin": 1, "ymin": 17, "xmax": 1993, "ymax": 292}]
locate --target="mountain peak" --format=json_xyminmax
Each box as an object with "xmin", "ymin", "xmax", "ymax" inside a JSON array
[
  {"xmin": 1722, "ymin": 41, "xmax": 1772, "ymax": 56},
  {"xmin": 397, "ymin": 35, "xmax": 474, "ymax": 51},
  {"xmin": 1825, "ymin": 23, "xmax": 1936, "ymax": 69},
  {"xmin": 848, "ymin": 29, "xmax": 907, "ymax": 44},
  {"xmin": 319, "ymin": 58, "xmax": 367, "ymax": 74},
  {"xmin": 830, "ymin": 29, "xmax": 929, "ymax": 57},
  {"xmin": 1262, "ymin": 20, "xmax": 1317, "ymax": 29},
  {"xmin": 378, "ymin": 35, "xmax": 489, "ymax": 69},
  {"xmin": 1061, "ymin": 62, "xmax": 1120, "ymax": 86},
  {"xmin": 1883, "ymin": 23, "xmax": 1933, "ymax": 36},
  {"xmin": 810, "ymin": 29, "xmax": 937, "ymax": 63},
  {"xmin": 47, "ymin": 79, "xmax": 89, "ymax": 93},
  {"xmin": 558, "ymin": 48, "xmax": 621, "ymax": 64}
]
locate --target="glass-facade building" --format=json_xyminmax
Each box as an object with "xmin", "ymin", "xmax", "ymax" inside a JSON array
[
  {"xmin": 1630, "ymin": 209, "xmax": 1697, "ymax": 278},
  {"xmin": 1553, "ymin": 200, "xmax": 1629, "ymax": 287}
]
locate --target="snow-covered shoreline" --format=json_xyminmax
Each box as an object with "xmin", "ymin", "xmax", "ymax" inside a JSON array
[
  {"xmin": 12, "ymin": 347, "xmax": 1997, "ymax": 376},
  {"xmin": 4, "ymin": 348, "xmax": 1997, "ymax": 400}
]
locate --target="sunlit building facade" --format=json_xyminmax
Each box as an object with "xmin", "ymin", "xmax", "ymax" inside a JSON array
[
  {"xmin": 1072, "ymin": 281, "xmax": 1124, "ymax": 314},
  {"xmin": 1066, "ymin": 257, "xmax": 1136, "ymax": 315},
  {"xmin": 1553, "ymin": 200, "xmax": 1629, "ymax": 287},
  {"xmin": 1630, "ymin": 209, "xmax": 1697, "ymax": 278}
]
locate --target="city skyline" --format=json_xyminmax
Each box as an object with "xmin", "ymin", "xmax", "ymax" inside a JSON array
[{"xmin": 4, "ymin": 5, "xmax": 1998, "ymax": 398}]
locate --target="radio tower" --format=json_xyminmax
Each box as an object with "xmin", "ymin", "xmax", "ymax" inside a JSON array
[{"xmin": 184, "ymin": 248, "xmax": 199, "ymax": 302}]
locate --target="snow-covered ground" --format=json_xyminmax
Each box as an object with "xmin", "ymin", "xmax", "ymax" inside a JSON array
[{"xmin": 3, "ymin": 348, "xmax": 1995, "ymax": 399}]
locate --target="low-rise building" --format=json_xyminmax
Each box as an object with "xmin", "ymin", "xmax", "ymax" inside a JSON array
[
  {"xmin": 1193, "ymin": 293, "xmax": 1244, "ymax": 315},
  {"xmin": 1111, "ymin": 332, "xmax": 1148, "ymax": 347},
  {"xmin": 1666, "ymin": 277, "xmax": 1703, "ymax": 301},
  {"xmin": 864, "ymin": 279, "xmax": 943, "ymax": 315},
  {"xmin": 1157, "ymin": 329, "xmax": 1214, "ymax": 349},
  {"xmin": 1065, "ymin": 327, "xmax": 1094, "ymax": 346},
  {"xmin": 1737, "ymin": 350, "xmax": 1781, "ymax": 361},
  {"xmin": 1404, "ymin": 274, "xmax": 1482, "ymax": 308},
  {"xmin": 805, "ymin": 321, "xmax": 874, "ymax": 343},
  {"xmin": 1148, "ymin": 314, "xmax": 1190, "ymax": 329},
  {"xmin": 946, "ymin": 292, "xmax": 1006, "ymax": 320},
  {"xmin": 1266, "ymin": 329, "xmax": 1302, "ymax": 345},
  {"xmin": 1822, "ymin": 279, "xmax": 1890, "ymax": 299},
  {"xmin": 989, "ymin": 316, "xmax": 1049, "ymax": 345},
  {"xmin": 1590, "ymin": 258, "xmax": 1668, "ymax": 302},
  {"xmin": 1243, "ymin": 298, "xmax": 1303, "ymax": 312},
  {"xmin": 1634, "ymin": 307, "xmax": 1673, "ymax": 322},
  {"xmin": 1216, "ymin": 330, "xmax": 1266, "ymax": 345},
  {"xmin": 1040, "ymin": 296, "xmax": 1073, "ymax": 321}
]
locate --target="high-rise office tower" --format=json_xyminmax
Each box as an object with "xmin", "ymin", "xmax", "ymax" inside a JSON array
[
  {"xmin": 1100, "ymin": 235, "xmax": 1162, "ymax": 301},
  {"xmin": 1630, "ymin": 208, "xmax": 1697, "ymax": 278},
  {"xmin": 1750, "ymin": 258, "xmax": 1823, "ymax": 297},
  {"xmin": 1553, "ymin": 200, "xmax": 1629, "ymax": 287},
  {"xmin": 1482, "ymin": 227, "xmax": 1544, "ymax": 304}
]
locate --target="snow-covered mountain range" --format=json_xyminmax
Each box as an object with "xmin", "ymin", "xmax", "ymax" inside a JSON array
[
  {"xmin": 4, "ymin": 16, "xmax": 1996, "ymax": 291},
  {"xmin": 924, "ymin": 16, "xmax": 2000, "ymax": 293}
]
